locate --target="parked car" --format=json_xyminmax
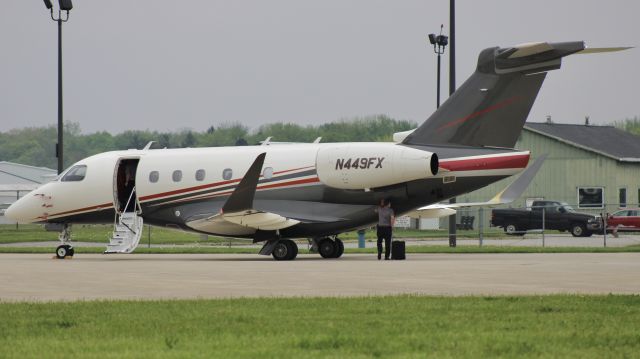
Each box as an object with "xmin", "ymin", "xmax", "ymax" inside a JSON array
[
  {"xmin": 491, "ymin": 200, "xmax": 601, "ymax": 237},
  {"xmin": 606, "ymin": 209, "xmax": 640, "ymax": 233}
]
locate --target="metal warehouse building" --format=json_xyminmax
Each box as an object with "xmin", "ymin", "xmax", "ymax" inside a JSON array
[
  {"xmin": 454, "ymin": 122, "xmax": 640, "ymax": 229},
  {"xmin": 0, "ymin": 162, "xmax": 56, "ymax": 224}
]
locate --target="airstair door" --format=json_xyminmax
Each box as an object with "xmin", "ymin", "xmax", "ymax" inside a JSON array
[{"xmin": 107, "ymin": 158, "xmax": 144, "ymax": 254}]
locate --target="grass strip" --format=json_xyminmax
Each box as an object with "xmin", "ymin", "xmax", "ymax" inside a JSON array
[
  {"xmin": 0, "ymin": 224, "xmax": 510, "ymax": 244},
  {"xmin": 0, "ymin": 295, "xmax": 638, "ymax": 358}
]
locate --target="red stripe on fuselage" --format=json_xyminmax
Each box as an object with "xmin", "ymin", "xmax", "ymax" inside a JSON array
[
  {"xmin": 148, "ymin": 177, "xmax": 321, "ymax": 206},
  {"xmin": 138, "ymin": 166, "xmax": 315, "ymax": 202},
  {"xmin": 439, "ymin": 153, "xmax": 529, "ymax": 172}
]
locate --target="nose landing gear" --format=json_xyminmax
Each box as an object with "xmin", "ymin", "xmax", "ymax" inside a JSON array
[
  {"xmin": 53, "ymin": 224, "xmax": 74, "ymax": 259},
  {"xmin": 56, "ymin": 244, "xmax": 74, "ymax": 259}
]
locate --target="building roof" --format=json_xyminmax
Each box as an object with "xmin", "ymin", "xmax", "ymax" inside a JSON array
[
  {"xmin": 524, "ymin": 122, "xmax": 640, "ymax": 162},
  {"xmin": 0, "ymin": 161, "xmax": 57, "ymax": 185}
]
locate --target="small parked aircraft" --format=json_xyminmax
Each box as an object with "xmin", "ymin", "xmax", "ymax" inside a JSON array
[{"xmin": 6, "ymin": 41, "xmax": 626, "ymax": 260}]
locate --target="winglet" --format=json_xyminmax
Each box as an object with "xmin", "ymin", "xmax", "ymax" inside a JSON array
[
  {"xmin": 488, "ymin": 154, "xmax": 547, "ymax": 205},
  {"xmin": 222, "ymin": 153, "xmax": 266, "ymax": 213}
]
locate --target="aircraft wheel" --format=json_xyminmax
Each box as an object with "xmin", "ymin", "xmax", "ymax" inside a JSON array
[
  {"xmin": 68, "ymin": 246, "xmax": 75, "ymax": 257},
  {"xmin": 55, "ymin": 245, "xmax": 71, "ymax": 259},
  {"xmin": 272, "ymin": 241, "xmax": 290, "ymax": 261},
  {"xmin": 318, "ymin": 238, "xmax": 336, "ymax": 259},
  {"xmin": 286, "ymin": 240, "xmax": 298, "ymax": 260},
  {"xmin": 272, "ymin": 240, "xmax": 297, "ymax": 261},
  {"xmin": 333, "ymin": 239, "xmax": 344, "ymax": 258}
]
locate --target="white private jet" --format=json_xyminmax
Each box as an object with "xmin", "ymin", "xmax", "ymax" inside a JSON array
[{"xmin": 6, "ymin": 41, "xmax": 626, "ymax": 260}]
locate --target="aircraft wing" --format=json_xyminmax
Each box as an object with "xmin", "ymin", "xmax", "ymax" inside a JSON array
[
  {"xmin": 408, "ymin": 154, "xmax": 547, "ymax": 219},
  {"xmin": 186, "ymin": 153, "xmax": 306, "ymax": 233}
]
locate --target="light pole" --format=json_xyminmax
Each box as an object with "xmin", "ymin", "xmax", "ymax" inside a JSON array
[
  {"xmin": 448, "ymin": 0, "xmax": 457, "ymax": 248},
  {"xmin": 43, "ymin": 0, "xmax": 73, "ymax": 174},
  {"xmin": 428, "ymin": 25, "xmax": 448, "ymax": 109}
]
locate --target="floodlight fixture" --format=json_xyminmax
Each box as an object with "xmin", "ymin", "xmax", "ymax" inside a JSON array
[
  {"xmin": 58, "ymin": 0, "xmax": 73, "ymax": 11},
  {"xmin": 437, "ymin": 35, "xmax": 448, "ymax": 47},
  {"xmin": 428, "ymin": 33, "xmax": 437, "ymax": 45},
  {"xmin": 43, "ymin": 0, "xmax": 53, "ymax": 9}
]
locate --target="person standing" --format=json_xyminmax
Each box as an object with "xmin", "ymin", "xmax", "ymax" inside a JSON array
[{"xmin": 376, "ymin": 198, "xmax": 395, "ymax": 260}]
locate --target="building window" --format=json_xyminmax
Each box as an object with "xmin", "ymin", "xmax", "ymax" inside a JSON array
[
  {"xmin": 61, "ymin": 165, "xmax": 87, "ymax": 182},
  {"xmin": 578, "ymin": 187, "xmax": 604, "ymax": 209},
  {"xmin": 172, "ymin": 170, "xmax": 183, "ymax": 182},
  {"xmin": 195, "ymin": 169, "xmax": 206, "ymax": 181},
  {"xmin": 619, "ymin": 188, "xmax": 627, "ymax": 208},
  {"xmin": 149, "ymin": 171, "xmax": 159, "ymax": 183},
  {"xmin": 222, "ymin": 168, "xmax": 233, "ymax": 180},
  {"xmin": 263, "ymin": 167, "xmax": 273, "ymax": 179}
]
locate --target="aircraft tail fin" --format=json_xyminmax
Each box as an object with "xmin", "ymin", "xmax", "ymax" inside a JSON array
[{"xmin": 403, "ymin": 41, "xmax": 589, "ymax": 148}]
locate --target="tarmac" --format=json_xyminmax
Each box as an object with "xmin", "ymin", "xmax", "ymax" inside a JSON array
[{"xmin": 1, "ymin": 252, "xmax": 639, "ymax": 302}]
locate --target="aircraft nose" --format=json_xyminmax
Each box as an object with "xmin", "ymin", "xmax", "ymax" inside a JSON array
[
  {"xmin": 4, "ymin": 200, "xmax": 22, "ymax": 221},
  {"xmin": 5, "ymin": 194, "xmax": 42, "ymax": 223}
]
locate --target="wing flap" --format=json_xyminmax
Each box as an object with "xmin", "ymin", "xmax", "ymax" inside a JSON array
[{"xmin": 223, "ymin": 210, "xmax": 300, "ymax": 230}]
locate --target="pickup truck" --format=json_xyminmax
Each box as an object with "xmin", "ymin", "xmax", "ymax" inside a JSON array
[{"xmin": 491, "ymin": 200, "xmax": 601, "ymax": 237}]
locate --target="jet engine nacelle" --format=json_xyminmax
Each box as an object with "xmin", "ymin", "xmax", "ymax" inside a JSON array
[{"xmin": 316, "ymin": 143, "xmax": 438, "ymax": 190}]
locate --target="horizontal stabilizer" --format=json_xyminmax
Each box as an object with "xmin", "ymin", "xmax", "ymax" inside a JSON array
[
  {"xmin": 408, "ymin": 154, "xmax": 546, "ymax": 218},
  {"xmin": 576, "ymin": 47, "xmax": 633, "ymax": 54}
]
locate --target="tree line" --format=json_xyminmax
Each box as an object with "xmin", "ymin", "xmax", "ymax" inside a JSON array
[
  {"xmin": 613, "ymin": 116, "xmax": 640, "ymax": 136},
  {"xmin": 3, "ymin": 114, "xmax": 639, "ymax": 171},
  {"xmin": 0, "ymin": 115, "xmax": 416, "ymax": 170}
]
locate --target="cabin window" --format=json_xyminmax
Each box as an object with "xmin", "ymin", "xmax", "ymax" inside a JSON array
[
  {"xmin": 263, "ymin": 167, "xmax": 273, "ymax": 179},
  {"xmin": 222, "ymin": 168, "xmax": 233, "ymax": 180},
  {"xmin": 61, "ymin": 165, "xmax": 87, "ymax": 182},
  {"xmin": 149, "ymin": 171, "xmax": 159, "ymax": 183},
  {"xmin": 619, "ymin": 188, "xmax": 627, "ymax": 208},
  {"xmin": 577, "ymin": 187, "xmax": 604, "ymax": 209},
  {"xmin": 195, "ymin": 169, "xmax": 206, "ymax": 181},
  {"xmin": 172, "ymin": 170, "xmax": 183, "ymax": 182}
]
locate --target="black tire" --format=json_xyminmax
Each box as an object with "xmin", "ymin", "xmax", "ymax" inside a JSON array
[
  {"xmin": 55, "ymin": 245, "xmax": 69, "ymax": 259},
  {"xmin": 272, "ymin": 241, "xmax": 290, "ymax": 261},
  {"xmin": 570, "ymin": 223, "xmax": 587, "ymax": 237},
  {"xmin": 286, "ymin": 240, "xmax": 298, "ymax": 260},
  {"xmin": 333, "ymin": 239, "xmax": 344, "ymax": 258},
  {"xmin": 504, "ymin": 223, "xmax": 523, "ymax": 236},
  {"xmin": 68, "ymin": 246, "xmax": 75, "ymax": 257},
  {"xmin": 318, "ymin": 238, "xmax": 336, "ymax": 259}
]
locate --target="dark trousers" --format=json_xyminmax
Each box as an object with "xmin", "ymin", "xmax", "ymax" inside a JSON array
[{"xmin": 377, "ymin": 225, "xmax": 392, "ymax": 259}]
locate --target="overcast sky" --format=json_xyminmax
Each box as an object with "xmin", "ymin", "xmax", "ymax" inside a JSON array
[{"xmin": 1, "ymin": 0, "xmax": 637, "ymax": 133}]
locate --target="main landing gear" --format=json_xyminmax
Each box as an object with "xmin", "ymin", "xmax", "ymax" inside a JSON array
[
  {"xmin": 312, "ymin": 237, "xmax": 344, "ymax": 259},
  {"xmin": 261, "ymin": 237, "xmax": 344, "ymax": 261},
  {"xmin": 55, "ymin": 224, "xmax": 74, "ymax": 259}
]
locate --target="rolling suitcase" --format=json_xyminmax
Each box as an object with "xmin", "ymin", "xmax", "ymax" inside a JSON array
[{"xmin": 391, "ymin": 240, "xmax": 405, "ymax": 260}]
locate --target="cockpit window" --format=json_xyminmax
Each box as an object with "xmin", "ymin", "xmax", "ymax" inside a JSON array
[{"xmin": 61, "ymin": 165, "xmax": 87, "ymax": 182}]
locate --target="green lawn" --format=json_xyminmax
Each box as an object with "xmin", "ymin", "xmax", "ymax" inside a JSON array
[
  {"xmin": 0, "ymin": 224, "xmax": 512, "ymax": 245},
  {"xmin": 0, "ymin": 295, "xmax": 638, "ymax": 358}
]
